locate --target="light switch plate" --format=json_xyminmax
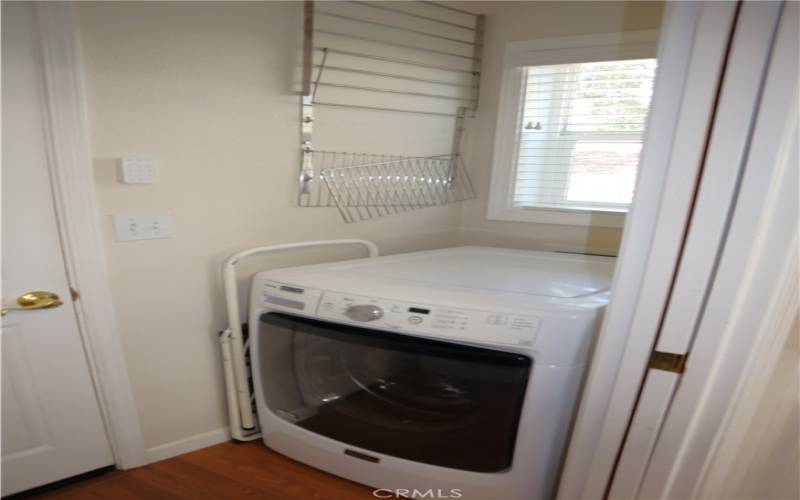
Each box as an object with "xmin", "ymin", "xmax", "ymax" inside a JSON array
[
  {"xmin": 117, "ymin": 157, "xmax": 157, "ymax": 184},
  {"xmin": 112, "ymin": 212, "xmax": 174, "ymax": 241}
]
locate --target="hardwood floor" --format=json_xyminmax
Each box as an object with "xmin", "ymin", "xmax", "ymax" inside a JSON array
[{"xmin": 28, "ymin": 441, "xmax": 375, "ymax": 499}]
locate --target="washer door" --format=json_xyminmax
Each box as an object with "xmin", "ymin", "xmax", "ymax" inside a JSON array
[{"xmin": 256, "ymin": 313, "xmax": 532, "ymax": 473}]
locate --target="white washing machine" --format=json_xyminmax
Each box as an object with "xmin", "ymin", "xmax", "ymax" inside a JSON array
[{"xmin": 249, "ymin": 246, "xmax": 614, "ymax": 499}]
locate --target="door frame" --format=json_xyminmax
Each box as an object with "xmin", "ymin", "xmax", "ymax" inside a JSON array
[{"xmin": 30, "ymin": 3, "xmax": 147, "ymax": 469}]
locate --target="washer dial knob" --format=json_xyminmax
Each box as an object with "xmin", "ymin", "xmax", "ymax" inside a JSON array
[{"xmin": 344, "ymin": 304, "xmax": 384, "ymax": 322}]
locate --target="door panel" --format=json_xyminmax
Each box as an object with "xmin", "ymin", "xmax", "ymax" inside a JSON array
[
  {"xmin": 610, "ymin": 1, "xmax": 795, "ymax": 498},
  {"xmin": 637, "ymin": 2, "xmax": 798, "ymax": 496},
  {"xmin": 1, "ymin": 2, "xmax": 114, "ymax": 495},
  {"xmin": 1, "ymin": 328, "xmax": 51, "ymax": 457},
  {"xmin": 556, "ymin": 3, "xmax": 738, "ymax": 497}
]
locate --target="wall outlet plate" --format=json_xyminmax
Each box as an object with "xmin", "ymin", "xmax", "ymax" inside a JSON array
[
  {"xmin": 112, "ymin": 212, "xmax": 174, "ymax": 241},
  {"xmin": 117, "ymin": 157, "xmax": 157, "ymax": 184}
]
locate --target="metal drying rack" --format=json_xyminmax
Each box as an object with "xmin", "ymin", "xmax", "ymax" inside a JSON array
[{"xmin": 298, "ymin": 1, "xmax": 484, "ymax": 222}]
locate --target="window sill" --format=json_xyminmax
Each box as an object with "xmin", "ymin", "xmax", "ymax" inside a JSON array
[{"xmin": 487, "ymin": 206, "xmax": 627, "ymax": 228}]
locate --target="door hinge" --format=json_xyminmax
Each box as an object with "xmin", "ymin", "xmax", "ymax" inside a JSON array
[
  {"xmin": 70, "ymin": 287, "xmax": 80, "ymax": 301},
  {"xmin": 649, "ymin": 351, "xmax": 688, "ymax": 373}
]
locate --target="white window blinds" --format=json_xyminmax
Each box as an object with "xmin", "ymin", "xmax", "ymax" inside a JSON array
[{"xmin": 513, "ymin": 59, "xmax": 657, "ymax": 212}]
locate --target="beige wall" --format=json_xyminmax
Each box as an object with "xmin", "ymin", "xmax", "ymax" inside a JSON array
[
  {"xmin": 77, "ymin": 1, "xmax": 462, "ymax": 450},
  {"xmin": 78, "ymin": 1, "xmax": 663, "ymax": 450},
  {"xmin": 456, "ymin": 1, "xmax": 664, "ymax": 255}
]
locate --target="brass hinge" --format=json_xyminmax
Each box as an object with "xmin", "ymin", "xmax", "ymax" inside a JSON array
[
  {"xmin": 649, "ymin": 351, "xmax": 688, "ymax": 373},
  {"xmin": 70, "ymin": 287, "xmax": 80, "ymax": 301}
]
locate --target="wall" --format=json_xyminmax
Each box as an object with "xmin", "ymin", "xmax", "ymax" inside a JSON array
[
  {"xmin": 456, "ymin": 1, "xmax": 664, "ymax": 255},
  {"xmin": 77, "ymin": 1, "xmax": 462, "ymax": 451},
  {"xmin": 77, "ymin": 1, "xmax": 663, "ymax": 453}
]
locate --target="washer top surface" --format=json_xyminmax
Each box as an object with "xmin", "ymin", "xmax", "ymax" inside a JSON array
[
  {"xmin": 261, "ymin": 246, "xmax": 616, "ymax": 311},
  {"xmin": 328, "ymin": 246, "xmax": 614, "ymax": 298}
]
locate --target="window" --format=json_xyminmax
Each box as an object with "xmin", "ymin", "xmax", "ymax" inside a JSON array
[
  {"xmin": 516, "ymin": 60, "xmax": 657, "ymax": 211},
  {"xmin": 488, "ymin": 32, "xmax": 659, "ymax": 227}
]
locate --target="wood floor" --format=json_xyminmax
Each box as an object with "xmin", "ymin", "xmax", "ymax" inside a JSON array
[{"xmin": 28, "ymin": 441, "xmax": 375, "ymax": 499}]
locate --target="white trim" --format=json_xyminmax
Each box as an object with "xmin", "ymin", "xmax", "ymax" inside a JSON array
[
  {"xmin": 557, "ymin": 3, "xmax": 738, "ymax": 499},
  {"xmin": 487, "ymin": 30, "xmax": 658, "ymax": 227},
  {"xmin": 504, "ymin": 30, "xmax": 660, "ymax": 67},
  {"xmin": 488, "ymin": 207, "xmax": 627, "ymax": 228},
  {"xmin": 33, "ymin": 3, "xmax": 147, "ymax": 469},
  {"xmin": 145, "ymin": 428, "xmax": 231, "ymax": 464}
]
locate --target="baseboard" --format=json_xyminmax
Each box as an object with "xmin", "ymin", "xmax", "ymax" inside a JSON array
[{"xmin": 145, "ymin": 427, "xmax": 231, "ymax": 464}]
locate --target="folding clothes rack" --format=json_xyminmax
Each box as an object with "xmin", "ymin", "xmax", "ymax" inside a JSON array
[{"xmin": 219, "ymin": 240, "xmax": 379, "ymax": 441}]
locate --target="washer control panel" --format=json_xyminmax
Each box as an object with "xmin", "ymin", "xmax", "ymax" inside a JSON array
[
  {"xmin": 317, "ymin": 291, "xmax": 541, "ymax": 347},
  {"xmin": 257, "ymin": 280, "xmax": 323, "ymax": 316}
]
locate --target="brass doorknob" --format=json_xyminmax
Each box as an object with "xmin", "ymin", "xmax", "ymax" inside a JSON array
[{"xmin": 1, "ymin": 291, "xmax": 63, "ymax": 316}]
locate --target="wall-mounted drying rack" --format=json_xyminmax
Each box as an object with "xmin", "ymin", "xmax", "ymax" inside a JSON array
[{"xmin": 298, "ymin": 0, "xmax": 484, "ymax": 223}]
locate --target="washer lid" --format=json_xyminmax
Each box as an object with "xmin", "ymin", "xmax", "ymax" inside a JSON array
[{"xmin": 328, "ymin": 246, "xmax": 615, "ymax": 299}]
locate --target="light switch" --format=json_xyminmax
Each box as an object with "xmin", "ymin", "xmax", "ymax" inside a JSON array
[
  {"xmin": 112, "ymin": 212, "xmax": 174, "ymax": 241},
  {"xmin": 117, "ymin": 157, "xmax": 157, "ymax": 184}
]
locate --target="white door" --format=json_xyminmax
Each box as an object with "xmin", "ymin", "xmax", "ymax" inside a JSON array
[
  {"xmin": 556, "ymin": 3, "xmax": 740, "ymax": 498},
  {"xmin": 1, "ymin": 2, "xmax": 115, "ymax": 495},
  {"xmin": 609, "ymin": 1, "xmax": 798, "ymax": 498}
]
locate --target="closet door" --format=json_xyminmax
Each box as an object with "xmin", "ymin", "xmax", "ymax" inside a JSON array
[
  {"xmin": 556, "ymin": 2, "xmax": 739, "ymax": 498},
  {"xmin": 609, "ymin": 2, "xmax": 797, "ymax": 498}
]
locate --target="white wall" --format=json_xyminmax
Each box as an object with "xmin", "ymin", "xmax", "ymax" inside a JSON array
[
  {"xmin": 77, "ymin": 1, "xmax": 663, "ymax": 452},
  {"xmin": 456, "ymin": 1, "xmax": 664, "ymax": 255},
  {"xmin": 77, "ymin": 1, "xmax": 462, "ymax": 451}
]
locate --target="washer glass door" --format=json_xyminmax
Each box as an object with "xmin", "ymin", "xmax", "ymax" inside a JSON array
[{"xmin": 256, "ymin": 313, "xmax": 532, "ymax": 472}]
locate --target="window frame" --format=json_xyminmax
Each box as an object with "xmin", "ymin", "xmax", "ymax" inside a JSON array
[{"xmin": 488, "ymin": 31, "xmax": 660, "ymax": 227}]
